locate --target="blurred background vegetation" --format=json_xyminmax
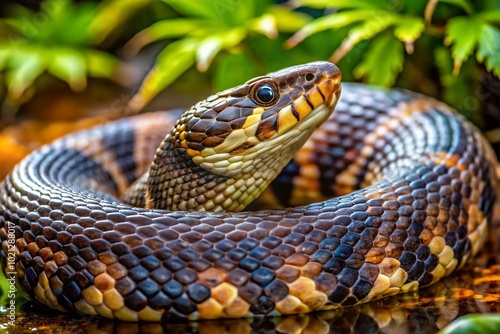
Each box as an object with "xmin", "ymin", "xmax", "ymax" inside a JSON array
[
  {"xmin": 0, "ymin": 0, "xmax": 499, "ymax": 323},
  {"xmin": 0, "ymin": 0, "xmax": 499, "ymax": 125}
]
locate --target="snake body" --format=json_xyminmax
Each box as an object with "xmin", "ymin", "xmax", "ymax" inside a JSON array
[{"xmin": 0, "ymin": 62, "xmax": 497, "ymax": 321}]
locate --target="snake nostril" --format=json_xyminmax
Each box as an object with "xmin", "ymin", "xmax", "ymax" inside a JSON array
[{"xmin": 305, "ymin": 73, "xmax": 314, "ymax": 81}]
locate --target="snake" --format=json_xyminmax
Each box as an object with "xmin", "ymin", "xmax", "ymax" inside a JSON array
[{"xmin": 0, "ymin": 62, "xmax": 497, "ymax": 322}]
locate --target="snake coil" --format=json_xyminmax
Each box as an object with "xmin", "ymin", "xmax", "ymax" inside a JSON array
[{"xmin": 0, "ymin": 62, "xmax": 497, "ymax": 321}]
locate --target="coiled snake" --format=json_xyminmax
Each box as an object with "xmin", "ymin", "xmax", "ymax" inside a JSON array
[{"xmin": 0, "ymin": 62, "xmax": 497, "ymax": 321}]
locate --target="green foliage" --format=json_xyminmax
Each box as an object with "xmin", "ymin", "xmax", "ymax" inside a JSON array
[
  {"xmin": 439, "ymin": 314, "xmax": 500, "ymax": 334},
  {"xmin": 354, "ymin": 34, "xmax": 404, "ymax": 86},
  {"xmin": 0, "ymin": 269, "xmax": 29, "ymax": 316},
  {"xmin": 1, "ymin": 0, "xmax": 499, "ymax": 124},
  {"xmin": 127, "ymin": 0, "xmax": 500, "ymax": 120},
  {"xmin": 126, "ymin": 0, "xmax": 311, "ymax": 111},
  {"xmin": 434, "ymin": 45, "xmax": 480, "ymax": 123},
  {"xmin": 0, "ymin": 269, "xmax": 9, "ymax": 305},
  {"xmin": 445, "ymin": 11, "xmax": 500, "ymax": 77},
  {"xmin": 477, "ymin": 24, "xmax": 500, "ymax": 77},
  {"xmin": 290, "ymin": 0, "xmax": 500, "ymax": 88},
  {"xmin": 445, "ymin": 16, "xmax": 482, "ymax": 74},
  {"xmin": 0, "ymin": 0, "xmax": 147, "ymax": 103},
  {"xmin": 285, "ymin": 9, "xmax": 380, "ymax": 48}
]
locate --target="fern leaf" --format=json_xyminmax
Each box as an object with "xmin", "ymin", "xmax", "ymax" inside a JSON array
[
  {"xmin": 445, "ymin": 16, "xmax": 482, "ymax": 74},
  {"xmin": 353, "ymin": 34, "xmax": 404, "ymax": 86},
  {"xmin": 477, "ymin": 24, "xmax": 500, "ymax": 78}
]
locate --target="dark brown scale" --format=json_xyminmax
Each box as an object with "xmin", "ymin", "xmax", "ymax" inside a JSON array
[
  {"xmin": 302, "ymin": 262, "xmax": 322, "ymax": 279},
  {"xmin": 250, "ymin": 296, "xmax": 275, "ymax": 315},
  {"xmin": 264, "ymin": 279, "xmax": 289, "ymax": 302},
  {"xmin": 329, "ymin": 284, "xmax": 350, "ymax": 303},
  {"xmin": 149, "ymin": 291, "xmax": 172, "ymax": 310},
  {"xmin": 215, "ymin": 107, "xmax": 243, "ymax": 123},
  {"xmin": 163, "ymin": 280, "xmax": 184, "ymax": 299},
  {"xmin": 256, "ymin": 115, "xmax": 278, "ymax": 141},
  {"xmin": 315, "ymin": 272, "xmax": 337, "ymax": 294},
  {"xmin": 205, "ymin": 121, "xmax": 233, "ymax": 138},
  {"xmin": 251, "ymin": 267, "xmax": 275, "ymax": 286},
  {"xmin": 238, "ymin": 257, "xmax": 260, "ymax": 272},
  {"xmin": 187, "ymin": 282, "xmax": 211, "ymax": 303},
  {"xmin": 262, "ymin": 255, "xmax": 285, "ymax": 270},
  {"xmin": 232, "ymin": 142, "xmax": 256, "ymax": 154}
]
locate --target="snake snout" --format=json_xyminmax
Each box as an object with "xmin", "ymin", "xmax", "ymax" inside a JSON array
[
  {"xmin": 316, "ymin": 61, "xmax": 341, "ymax": 78},
  {"xmin": 313, "ymin": 61, "xmax": 342, "ymax": 108},
  {"xmin": 283, "ymin": 62, "xmax": 341, "ymax": 134}
]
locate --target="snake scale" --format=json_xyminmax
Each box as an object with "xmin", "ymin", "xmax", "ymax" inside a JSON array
[{"xmin": 0, "ymin": 62, "xmax": 497, "ymax": 322}]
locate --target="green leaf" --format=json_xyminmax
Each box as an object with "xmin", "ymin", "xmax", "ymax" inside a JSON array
[
  {"xmin": 48, "ymin": 48, "xmax": 87, "ymax": 91},
  {"xmin": 330, "ymin": 13, "xmax": 397, "ymax": 62},
  {"xmin": 287, "ymin": 9, "xmax": 378, "ymax": 47},
  {"xmin": 85, "ymin": 50, "xmax": 118, "ymax": 78},
  {"xmin": 477, "ymin": 24, "xmax": 500, "ymax": 78},
  {"xmin": 161, "ymin": 0, "xmax": 219, "ymax": 19},
  {"xmin": 0, "ymin": 270, "xmax": 11, "ymax": 306},
  {"xmin": 393, "ymin": 16, "xmax": 425, "ymax": 50},
  {"xmin": 40, "ymin": 0, "xmax": 66, "ymax": 16},
  {"xmin": 37, "ymin": 1, "xmax": 97, "ymax": 46},
  {"xmin": 195, "ymin": 37, "xmax": 223, "ymax": 73},
  {"xmin": 434, "ymin": 46, "xmax": 481, "ymax": 124},
  {"xmin": 211, "ymin": 0, "xmax": 264, "ymax": 25},
  {"xmin": 7, "ymin": 48, "xmax": 45, "ymax": 99},
  {"xmin": 125, "ymin": 18, "xmax": 213, "ymax": 54},
  {"xmin": 88, "ymin": 0, "xmax": 151, "ymax": 44},
  {"xmin": 267, "ymin": 6, "xmax": 312, "ymax": 33},
  {"xmin": 483, "ymin": 0, "xmax": 500, "ymax": 10},
  {"xmin": 477, "ymin": 10, "xmax": 500, "ymax": 24},
  {"xmin": 0, "ymin": 45, "xmax": 11, "ymax": 69},
  {"xmin": 196, "ymin": 28, "xmax": 246, "ymax": 72},
  {"xmin": 250, "ymin": 13, "xmax": 278, "ymax": 39},
  {"xmin": 128, "ymin": 38, "xmax": 197, "ymax": 111},
  {"xmin": 214, "ymin": 53, "xmax": 258, "ymax": 91},
  {"xmin": 438, "ymin": 0, "xmax": 474, "ymax": 14},
  {"xmin": 291, "ymin": 0, "xmax": 385, "ymax": 9},
  {"xmin": 353, "ymin": 34, "xmax": 404, "ymax": 86},
  {"xmin": 439, "ymin": 314, "xmax": 500, "ymax": 334},
  {"xmin": 445, "ymin": 16, "xmax": 482, "ymax": 74},
  {"xmin": 4, "ymin": 6, "xmax": 39, "ymax": 39}
]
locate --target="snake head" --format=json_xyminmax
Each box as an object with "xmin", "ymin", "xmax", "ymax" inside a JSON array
[
  {"xmin": 174, "ymin": 61, "xmax": 341, "ymax": 176},
  {"xmin": 148, "ymin": 62, "xmax": 341, "ymax": 211}
]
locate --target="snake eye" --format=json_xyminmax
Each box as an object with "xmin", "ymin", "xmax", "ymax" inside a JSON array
[
  {"xmin": 253, "ymin": 83, "xmax": 278, "ymax": 105},
  {"xmin": 305, "ymin": 73, "xmax": 314, "ymax": 81}
]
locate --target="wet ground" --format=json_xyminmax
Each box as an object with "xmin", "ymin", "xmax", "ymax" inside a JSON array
[{"xmin": 0, "ymin": 197, "xmax": 499, "ymax": 333}]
